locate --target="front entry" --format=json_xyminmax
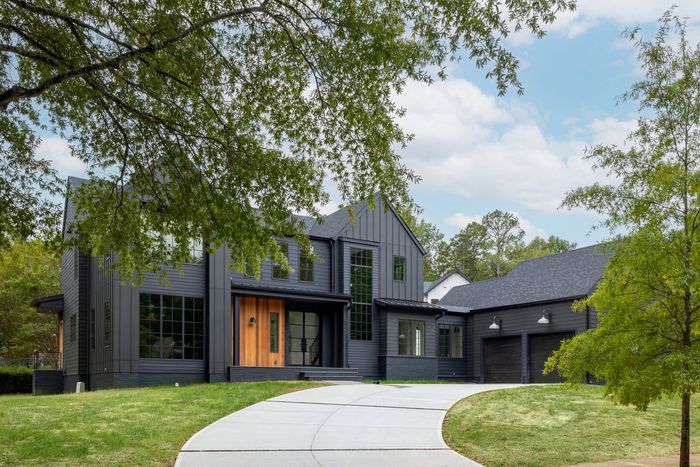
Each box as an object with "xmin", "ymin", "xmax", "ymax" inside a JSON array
[{"xmin": 288, "ymin": 311, "xmax": 321, "ymax": 366}]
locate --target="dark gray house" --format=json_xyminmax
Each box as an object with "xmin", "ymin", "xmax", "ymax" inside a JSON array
[
  {"xmin": 33, "ymin": 177, "xmax": 450, "ymax": 392},
  {"xmin": 438, "ymin": 245, "xmax": 610, "ymax": 383}
]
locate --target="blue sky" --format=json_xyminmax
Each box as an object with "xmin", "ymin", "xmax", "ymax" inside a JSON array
[{"xmin": 40, "ymin": 1, "xmax": 700, "ymax": 248}]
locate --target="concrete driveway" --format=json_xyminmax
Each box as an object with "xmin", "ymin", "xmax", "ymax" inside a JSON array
[{"xmin": 176, "ymin": 382, "xmax": 519, "ymax": 467}]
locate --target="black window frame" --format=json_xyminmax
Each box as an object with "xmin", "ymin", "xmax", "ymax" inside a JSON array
[
  {"xmin": 393, "ymin": 255, "xmax": 406, "ymax": 282},
  {"xmin": 438, "ymin": 324, "xmax": 463, "ymax": 358},
  {"xmin": 139, "ymin": 293, "xmax": 205, "ymax": 360},
  {"xmin": 350, "ymin": 247, "xmax": 373, "ymax": 341},
  {"xmin": 272, "ymin": 242, "xmax": 289, "ymax": 280},
  {"xmin": 398, "ymin": 319, "xmax": 426, "ymax": 356},
  {"xmin": 299, "ymin": 248, "xmax": 314, "ymax": 282},
  {"xmin": 270, "ymin": 312, "xmax": 280, "ymax": 353}
]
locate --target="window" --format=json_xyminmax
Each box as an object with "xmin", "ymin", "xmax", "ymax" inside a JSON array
[
  {"xmin": 438, "ymin": 324, "xmax": 463, "ymax": 358},
  {"xmin": 139, "ymin": 293, "xmax": 204, "ymax": 359},
  {"xmin": 104, "ymin": 302, "xmax": 111, "ymax": 346},
  {"xmin": 244, "ymin": 260, "xmax": 255, "ymax": 277},
  {"xmin": 398, "ymin": 320, "xmax": 425, "ymax": 356},
  {"xmin": 299, "ymin": 248, "xmax": 314, "ymax": 282},
  {"xmin": 431, "ymin": 298, "xmax": 439, "ymax": 304},
  {"xmin": 69, "ymin": 315, "xmax": 77, "ymax": 342},
  {"xmin": 270, "ymin": 312, "xmax": 279, "ymax": 353},
  {"xmin": 350, "ymin": 248, "xmax": 373, "ymax": 340},
  {"xmin": 272, "ymin": 242, "xmax": 289, "ymax": 279},
  {"xmin": 90, "ymin": 308, "xmax": 95, "ymax": 350},
  {"xmin": 160, "ymin": 234, "xmax": 204, "ymax": 264},
  {"xmin": 393, "ymin": 256, "xmax": 406, "ymax": 282}
]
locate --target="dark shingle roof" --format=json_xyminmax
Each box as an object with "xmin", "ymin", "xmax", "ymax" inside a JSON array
[
  {"xmin": 374, "ymin": 298, "xmax": 446, "ymax": 311},
  {"xmin": 308, "ymin": 200, "xmax": 368, "ymax": 238},
  {"xmin": 439, "ymin": 244, "xmax": 611, "ymax": 310}
]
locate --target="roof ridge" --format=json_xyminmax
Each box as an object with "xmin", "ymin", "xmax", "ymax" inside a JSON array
[{"xmin": 509, "ymin": 243, "xmax": 606, "ymax": 267}]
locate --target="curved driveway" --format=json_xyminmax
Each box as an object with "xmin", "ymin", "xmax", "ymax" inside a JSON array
[{"xmin": 176, "ymin": 383, "xmax": 519, "ymax": 467}]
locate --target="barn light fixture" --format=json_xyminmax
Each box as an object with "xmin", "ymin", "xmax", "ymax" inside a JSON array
[
  {"xmin": 488, "ymin": 316, "xmax": 501, "ymax": 330},
  {"xmin": 249, "ymin": 316, "xmax": 257, "ymax": 325},
  {"xmin": 537, "ymin": 310, "xmax": 550, "ymax": 325}
]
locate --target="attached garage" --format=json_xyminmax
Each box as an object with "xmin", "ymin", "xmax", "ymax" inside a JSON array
[
  {"xmin": 483, "ymin": 336, "xmax": 522, "ymax": 383},
  {"xmin": 528, "ymin": 331, "xmax": 574, "ymax": 383}
]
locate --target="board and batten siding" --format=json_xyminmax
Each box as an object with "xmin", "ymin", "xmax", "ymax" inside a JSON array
[
  {"xmin": 209, "ymin": 245, "xmax": 232, "ymax": 381},
  {"xmin": 88, "ymin": 253, "xmax": 115, "ymax": 388},
  {"xmin": 341, "ymin": 240, "xmax": 380, "ymax": 378},
  {"xmin": 471, "ymin": 300, "xmax": 587, "ymax": 383},
  {"xmin": 340, "ymin": 194, "xmax": 425, "ymax": 301},
  {"xmin": 112, "ymin": 260, "xmax": 207, "ymax": 379},
  {"xmin": 230, "ymin": 238, "xmax": 332, "ymax": 293}
]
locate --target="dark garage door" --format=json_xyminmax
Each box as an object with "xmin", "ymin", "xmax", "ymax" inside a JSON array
[
  {"xmin": 529, "ymin": 332, "xmax": 575, "ymax": 383},
  {"xmin": 483, "ymin": 336, "xmax": 522, "ymax": 383}
]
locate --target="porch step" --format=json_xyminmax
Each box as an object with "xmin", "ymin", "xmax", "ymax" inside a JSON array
[{"xmin": 300, "ymin": 368, "xmax": 362, "ymax": 382}]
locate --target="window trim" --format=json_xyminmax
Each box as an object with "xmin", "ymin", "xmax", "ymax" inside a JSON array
[
  {"xmin": 350, "ymin": 247, "xmax": 373, "ymax": 341},
  {"xmin": 299, "ymin": 248, "xmax": 314, "ymax": 283},
  {"xmin": 398, "ymin": 319, "xmax": 426, "ymax": 357},
  {"xmin": 272, "ymin": 242, "xmax": 289, "ymax": 280},
  {"xmin": 438, "ymin": 324, "xmax": 463, "ymax": 359},
  {"xmin": 393, "ymin": 255, "xmax": 406, "ymax": 282}
]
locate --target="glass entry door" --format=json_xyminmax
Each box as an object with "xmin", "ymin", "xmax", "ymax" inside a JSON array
[{"xmin": 288, "ymin": 311, "xmax": 321, "ymax": 366}]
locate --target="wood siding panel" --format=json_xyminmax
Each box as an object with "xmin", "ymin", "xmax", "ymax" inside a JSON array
[{"xmin": 239, "ymin": 296, "xmax": 285, "ymax": 367}]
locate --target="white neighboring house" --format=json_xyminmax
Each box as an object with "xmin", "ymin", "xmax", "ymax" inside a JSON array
[{"xmin": 423, "ymin": 270, "xmax": 470, "ymax": 304}]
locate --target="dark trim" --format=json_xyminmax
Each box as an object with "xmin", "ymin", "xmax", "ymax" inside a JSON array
[
  {"xmin": 31, "ymin": 294, "xmax": 64, "ymax": 313},
  {"xmin": 374, "ymin": 298, "xmax": 446, "ymax": 312},
  {"xmin": 231, "ymin": 283, "xmax": 351, "ymax": 303},
  {"xmin": 336, "ymin": 236, "xmax": 380, "ymax": 248},
  {"xmin": 205, "ymin": 250, "xmax": 211, "ymax": 379},
  {"xmin": 233, "ymin": 295, "xmax": 240, "ymax": 366},
  {"xmin": 469, "ymin": 296, "xmax": 586, "ymax": 314}
]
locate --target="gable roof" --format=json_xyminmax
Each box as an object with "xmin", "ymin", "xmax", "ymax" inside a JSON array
[
  {"xmin": 439, "ymin": 244, "xmax": 611, "ymax": 311},
  {"xmin": 424, "ymin": 269, "xmax": 470, "ymax": 295}
]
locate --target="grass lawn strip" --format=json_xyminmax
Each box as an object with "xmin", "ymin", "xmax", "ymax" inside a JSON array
[
  {"xmin": 0, "ymin": 381, "xmax": 321, "ymax": 467},
  {"xmin": 443, "ymin": 385, "xmax": 700, "ymax": 467}
]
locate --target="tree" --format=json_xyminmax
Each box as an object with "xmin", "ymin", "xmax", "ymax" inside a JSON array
[
  {"xmin": 545, "ymin": 13, "xmax": 700, "ymax": 467},
  {"xmin": 513, "ymin": 235, "xmax": 577, "ymax": 262},
  {"xmin": 481, "ymin": 210, "xmax": 525, "ymax": 277},
  {"xmin": 0, "ymin": 0, "xmax": 574, "ymax": 280},
  {"xmin": 0, "ymin": 240, "xmax": 60, "ymax": 365},
  {"xmin": 400, "ymin": 210, "xmax": 444, "ymax": 281},
  {"xmin": 446, "ymin": 222, "xmax": 491, "ymax": 281}
]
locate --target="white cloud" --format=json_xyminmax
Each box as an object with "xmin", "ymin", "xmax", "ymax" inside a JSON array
[
  {"xmin": 36, "ymin": 137, "xmax": 86, "ymax": 177},
  {"xmin": 395, "ymin": 78, "xmax": 626, "ymax": 213},
  {"xmin": 445, "ymin": 211, "xmax": 545, "ymax": 241},
  {"xmin": 508, "ymin": 1, "xmax": 700, "ymax": 44}
]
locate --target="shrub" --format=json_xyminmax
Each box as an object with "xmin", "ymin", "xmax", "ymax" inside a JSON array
[{"xmin": 0, "ymin": 367, "xmax": 33, "ymax": 394}]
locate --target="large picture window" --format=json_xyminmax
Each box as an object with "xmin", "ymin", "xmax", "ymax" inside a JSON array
[
  {"xmin": 350, "ymin": 248, "xmax": 373, "ymax": 340},
  {"xmin": 139, "ymin": 293, "xmax": 204, "ymax": 359},
  {"xmin": 438, "ymin": 324, "xmax": 463, "ymax": 358},
  {"xmin": 398, "ymin": 320, "xmax": 425, "ymax": 356}
]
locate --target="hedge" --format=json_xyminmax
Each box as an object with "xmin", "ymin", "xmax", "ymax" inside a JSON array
[{"xmin": 0, "ymin": 367, "xmax": 33, "ymax": 394}]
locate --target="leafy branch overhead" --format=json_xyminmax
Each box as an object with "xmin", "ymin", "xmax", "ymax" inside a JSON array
[{"xmin": 0, "ymin": 0, "xmax": 574, "ymax": 279}]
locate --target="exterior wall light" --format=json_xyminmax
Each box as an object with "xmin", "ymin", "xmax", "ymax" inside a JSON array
[
  {"xmin": 488, "ymin": 316, "xmax": 501, "ymax": 330},
  {"xmin": 249, "ymin": 316, "xmax": 257, "ymax": 325},
  {"xmin": 537, "ymin": 310, "xmax": 550, "ymax": 325}
]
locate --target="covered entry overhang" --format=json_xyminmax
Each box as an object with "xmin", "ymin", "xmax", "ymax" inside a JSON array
[
  {"xmin": 229, "ymin": 283, "xmax": 357, "ymax": 381},
  {"xmin": 31, "ymin": 294, "xmax": 64, "ymax": 313}
]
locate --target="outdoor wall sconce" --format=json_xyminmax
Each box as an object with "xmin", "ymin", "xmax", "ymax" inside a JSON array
[
  {"xmin": 249, "ymin": 316, "xmax": 257, "ymax": 325},
  {"xmin": 537, "ymin": 309, "xmax": 550, "ymax": 325},
  {"xmin": 488, "ymin": 316, "xmax": 501, "ymax": 330}
]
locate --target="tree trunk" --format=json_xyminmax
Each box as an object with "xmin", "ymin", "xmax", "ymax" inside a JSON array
[{"xmin": 680, "ymin": 392, "xmax": 690, "ymax": 467}]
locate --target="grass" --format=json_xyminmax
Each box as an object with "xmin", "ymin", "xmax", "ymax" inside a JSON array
[
  {"xmin": 443, "ymin": 385, "xmax": 700, "ymax": 467},
  {"xmin": 0, "ymin": 381, "xmax": 321, "ymax": 467}
]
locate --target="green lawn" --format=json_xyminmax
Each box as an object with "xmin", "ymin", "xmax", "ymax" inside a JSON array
[
  {"xmin": 0, "ymin": 381, "xmax": 320, "ymax": 467},
  {"xmin": 443, "ymin": 385, "xmax": 700, "ymax": 467}
]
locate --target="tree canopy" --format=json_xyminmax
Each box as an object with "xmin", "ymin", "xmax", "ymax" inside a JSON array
[
  {"xmin": 545, "ymin": 12, "xmax": 700, "ymax": 467},
  {"xmin": 0, "ymin": 240, "xmax": 59, "ymax": 365},
  {"xmin": 0, "ymin": 0, "xmax": 574, "ymax": 279}
]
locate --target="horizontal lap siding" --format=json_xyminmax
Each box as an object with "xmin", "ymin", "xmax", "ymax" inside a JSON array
[
  {"xmin": 436, "ymin": 314, "xmax": 470, "ymax": 379},
  {"xmin": 471, "ymin": 300, "xmax": 587, "ymax": 382},
  {"xmin": 230, "ymin": 239, "xmax": 332, "ymax": 293}
]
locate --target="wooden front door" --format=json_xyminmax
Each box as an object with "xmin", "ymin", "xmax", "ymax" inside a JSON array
[{"xmin": 239, "ymin": 296, "xmax": 285, "ymax": 367}]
